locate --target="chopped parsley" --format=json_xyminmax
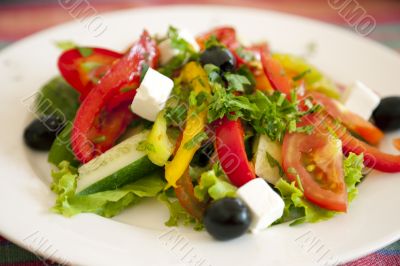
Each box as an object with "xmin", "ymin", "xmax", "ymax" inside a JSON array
[
  {"xmin": 55, "ymin": 40, "xmax": 76, "ymax": 51},
  {"xmin": 205, "ymin": 35, "xmax": 224, "ymax": 49},
  {"xmin": 266, "ymin": 151, "xmax": 284, "ymax": 177},
  {"xmin": 224, "ymin": 73, "xmax": 251, "ymax": 92},
  {"xmin": 77, "ymin": 47, "xmax": 93, "ymax": 57},
  {"xmin": 136, "ymin": 140, "xmax": 155, "ymax": 152},
  {"xmin": 140, "ymin": 63, "xmax": 149, "ymax": 82},
  {"xmin": 81, "ymin": 61, "xmax": 103, "ymax": 73},
  {"xmin": 292, "ymin": 69, "xmax": 311, "ymax": 81},
  {"xmin": 184, "ymin": 132, "xmax": 208, "ymax": 150},
  {"xmin": 248, "ymin": 90, "xmax": 321, "ymax": 142},
  {"xmin": 92, "ymin": 135, "xmax": 106, "ymax": 144},
  {"xmin": 158, "ymin": 26, "xmax": 198, "ymax": 77},
  {"xmin": 164, "ymin": 105, "xmax": 187, "ymax": 127},
  {"xmin": 235, "ymin": 46, "xmax": 256, "ymax": 62},
  {"xmin": 208, "ymin": 84, "xmax": 257, "ymax": 122}
]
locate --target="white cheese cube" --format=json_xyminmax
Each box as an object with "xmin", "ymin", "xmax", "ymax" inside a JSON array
[
  {"xmin": 158, "ymin": 39, "xmax": 177, "ymax": 66},
  {"xmin": 253, "ymin": 135, "xmax": 282, "ymax": 185},
  {"xmin": 130, "ymin": 68, "xmax": 173, "ymax": 121},
  {"xmin": 343, "ymin": 81, "xmax": 380, "ymax": 121},
  {"xmin": 237, "ymin": 178, "xmax": 284, "ymax": 233},
  {"xmin": 158, "ymin": 29, "xmax": 200, "ymax": 65}
]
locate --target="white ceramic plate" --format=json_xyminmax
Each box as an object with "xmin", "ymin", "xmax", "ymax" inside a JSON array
[{"xmin": 0, "ymin": 5, "xmax": 399, "ymax": 266}]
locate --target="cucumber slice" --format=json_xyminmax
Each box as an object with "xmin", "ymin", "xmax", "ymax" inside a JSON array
[
  {"xmin": 253, "ymin": 134, "xmax": 283, "ymax": 185},
  {"xmin": 77, "ymin": 131, "xmax": 161, "ymax": 195}
]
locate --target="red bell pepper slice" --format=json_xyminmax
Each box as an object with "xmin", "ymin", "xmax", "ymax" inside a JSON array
[
  {"xmin": 58, "ymin": 47, "xmax": 122, "ymax": 99},
  {"xmin": 312, "ymin": 111, "xmax": 400, "ymax": 173},
  {"xmin": 310, "ymin": 92, "xmax": 384, "ymax": 145},
  {"xmin": 215, "ymin": 117, "xmax": 256, "ymax": 187},
  {"xmin": 71, "ymin": 30, "xmax": 159, "ymax": 163},
  {"xmin": 170, "ymin": 133, "xmax": 206, "ymax": 220},
  {"xmin": 175, "ymin": 171, "xmax": 206, "ymax": 220},
  {"xmin": 196, "ymin": 26, "xmax": 239, "ymax": 51},
  {"xmin": 338, "ymin": 127, "xmax": 400, "ymax": 173},
  {"xmin": 260, "ymin": 49, "xmax": 293, "ymax": 95}
]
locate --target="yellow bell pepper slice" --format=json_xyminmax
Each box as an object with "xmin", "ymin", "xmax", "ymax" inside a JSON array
[{"xmin": 165, "ymin": 62, "xmax": 211, "ymax": 188}]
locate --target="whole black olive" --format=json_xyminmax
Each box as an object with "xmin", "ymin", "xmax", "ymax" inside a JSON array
[
  {"xmin": 200, "ymin": 46, "xmax": 236, "ymax": 72},
  {"xmin": 372, "ymin": 96, "xmax": 400, "ymax": 131},
  {"xmin": 23, "ymin": 116, "xmax": 65, "ymax": 151},
  {"xmin": 204, "ymin": 198, "xmax": 251, "ymax": 241}
]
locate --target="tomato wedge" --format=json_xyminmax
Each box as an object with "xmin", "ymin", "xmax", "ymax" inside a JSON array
[
  {"xmin": 282, "ymin": 114, "xmax": 348, "ymax": 212},
  {"xmin": 58, "ymin": 47, "xmax": 122, "ymax": 99},
  {"xmin": 215, "ymin": 117, "xmax": 256, "ymax": 187},
  {"xmin": 310, "ymin": 92, "xmax": 384, "ymax": 145},
  {"xmin": 71, "ymin": 31, "xmax": 159, "ymax": 163},
  {"xmin": 260, "ymin": 50, "xmax": 293, "ymax": 95}
]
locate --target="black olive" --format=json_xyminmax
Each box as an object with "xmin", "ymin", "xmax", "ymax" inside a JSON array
[
  {"xmin": 204, "ymin": 198, "xmax": 251, "ymax": 241},
  {"xmin": 372, "ymin": 96, "xmax": 400, "ymax": 131},
  {"xmin": 23, "ymin": 116, "xmax": 65, "ymax": 151},
  {"xmin": 200, "ymin": 46, "xmax": 236, "ymax": 72},
  {"xmin": 190, "ymin": 141, "xmax": 214, "ymax": 167}
]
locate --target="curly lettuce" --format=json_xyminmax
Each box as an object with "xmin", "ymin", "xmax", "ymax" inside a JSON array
[
  {"xmin": 157, "ymin": 192, "xmax": 203, "ymax": 230},
  {"xmin": 51, "ymin": 161, "xmax": 165, "ymax": 217},
  {"xmin": 194, "ymin": 165, "xmax": 237, "ymax": 202}
]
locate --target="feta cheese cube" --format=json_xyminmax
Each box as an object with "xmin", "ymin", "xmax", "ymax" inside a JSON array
[
  {"xmin": 237, "ymin": 178, "xmax": 284, "ymax": 233},
  {"xmin": 343, "ymin": 81, "xmax": 380, "ymax": 121},
  {"xmin": 253, "ymin": 135, "xmax": 282, "ymax": 185},
  {"xmin": 130, "ymin": 68, "xmax": 173, "ymax": 121},
  {"xmin": 158, "ymin": 29, "xmax": 200, "ymax": 65}
]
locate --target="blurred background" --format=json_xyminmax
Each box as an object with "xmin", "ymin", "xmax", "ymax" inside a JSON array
[
  {"xmin": 0, "ymin": 0, "xmax": 400, "ymax": 52},
  {"xmin": 0, "ymin": 0, "xmax": 399, "ymax": 265}
]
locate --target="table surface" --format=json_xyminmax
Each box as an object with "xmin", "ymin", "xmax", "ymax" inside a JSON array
[{"xmin": 0, "ymin": 0, "xmax": 399, "ymax": 265}]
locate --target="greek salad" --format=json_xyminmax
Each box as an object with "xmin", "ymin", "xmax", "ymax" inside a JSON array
[{"xmin": 24, "ymin": 26, "xmax": 400, "ymax": 240}]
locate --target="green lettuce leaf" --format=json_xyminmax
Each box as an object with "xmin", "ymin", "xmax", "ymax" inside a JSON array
[
  {"xmin": 274, "ymin": 179, "xmax": 336, "ymax": 225},
  {"xmin": 48, "ymin": 124, "xmax": 79, "ymax": 167},
  {"xmin": 274, "ymin": 152, "xmax": 364, "ymax": 225},
  {"xmin": 194, "ymin": 167, "xmax": 236, "ymax": 202},
  {"xmin": 157, "ymin": 192, "xmax": 203, "ymax": 230},
  {"xmin": 34, "ymin": 76, "xmax": 80, "ymax": 122},
  {"xmin": 344, "ymin": 152, "xmax": 364, "ymax": 202},
  {"xmin": 51, "ymin": 161, "xmax": 165, "ymax": 217}
]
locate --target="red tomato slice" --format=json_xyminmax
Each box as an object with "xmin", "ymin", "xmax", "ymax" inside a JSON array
[
  {"xmin": 58, "ymin": 48, "xmax": 122, "ymax": 99},
  {"xmin": 282, "ymin": 114, "xmax": 348, "ymax": 212},
  {"xmin": 215, "ymin": 117, "xmax": 256, "ymax": 187},
  {"xmin": 310, "ymin": 92, "xmax": 384, "ymax": 145},
  {"xmin": 260, "ymin": 50, "xmax": 293, "ymax": 96},
  {"xmin": 71, "ymin": 31, "xmax": 159, "ymax": 163}
]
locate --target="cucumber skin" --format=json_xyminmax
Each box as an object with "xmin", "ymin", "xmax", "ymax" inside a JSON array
[{"xmin": 77, "ymin": 156, "xmax": 162, "ymax": 195}]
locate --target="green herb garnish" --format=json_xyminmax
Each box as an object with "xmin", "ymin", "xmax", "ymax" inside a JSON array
[
  {"xmin": 77, "ymin": 47, "xmax": 93, "ymax": 57},
  {"xmin": 184, "ymin": 132, "xmax": 208, "ymax": 150}
]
